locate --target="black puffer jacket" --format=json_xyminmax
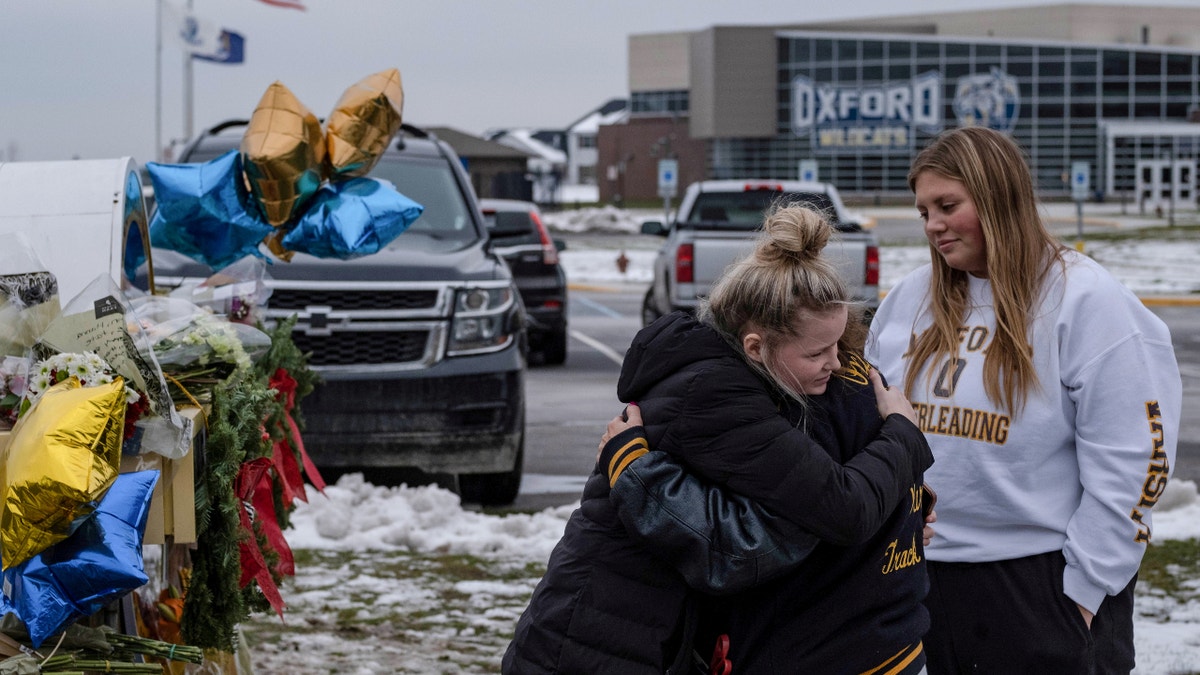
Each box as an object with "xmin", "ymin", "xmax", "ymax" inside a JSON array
[
  {"xmin": 611, "ymin": 336, "xmax": 933, "ymax": 673},
  {"xmin": 502, "ymin": 312, "xmax": 931, "ymax": 674},
  {"xmin": 616, "ymin": 313, "xmax": 928, "ymax": 543}
]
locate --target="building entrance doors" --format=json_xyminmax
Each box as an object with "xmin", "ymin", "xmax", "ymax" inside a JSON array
[{"xmin": 1136, "ymin": 159, "xmax": 1195, "ymax": 214}]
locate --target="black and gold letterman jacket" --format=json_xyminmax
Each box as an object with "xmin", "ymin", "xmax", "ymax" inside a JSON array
[
  {"xmin": 502, "ymin": 312, "xmax": 931, "ymax": 675},
  {"xmin": 609, "ymin": 354, "xmax": 934, "ymax": 674}
]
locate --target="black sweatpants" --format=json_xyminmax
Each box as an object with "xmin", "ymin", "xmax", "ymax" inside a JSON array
[{"xmin": 923, "ymin": 551, "xmax": 1136, "ymax": 675}]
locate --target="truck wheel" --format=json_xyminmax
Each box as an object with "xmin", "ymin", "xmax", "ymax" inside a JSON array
[
  {"xmin": 641, "ymin": 288, "xmax": 663, "ymax": 327},
  {"xmin": 459, "ymin": 440, "xmax": 524, "ymax": 506},
  {"xmin": 541, "ymin": 328, "xmax": 568, "ymax": 365}
]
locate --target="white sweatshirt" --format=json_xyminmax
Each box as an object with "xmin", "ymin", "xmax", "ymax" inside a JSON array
[{"xmin": 866, "ymin": 249, "xmax": 1181, "ymax": 613}]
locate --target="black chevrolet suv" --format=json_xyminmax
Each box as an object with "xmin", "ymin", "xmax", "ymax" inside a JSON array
[{"xmin": 154, "ymin": 120, "xmax": 527, "ymax": 505}]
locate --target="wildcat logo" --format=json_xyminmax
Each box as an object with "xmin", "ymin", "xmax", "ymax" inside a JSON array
[{"xmin": 953, "ymin": 67, "xmax": 1021, "ymax": 133}]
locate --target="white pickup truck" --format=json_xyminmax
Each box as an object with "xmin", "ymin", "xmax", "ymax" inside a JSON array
[{"xmin": 640, "ymin": 179, "xmax": 880, "ymax": 326}]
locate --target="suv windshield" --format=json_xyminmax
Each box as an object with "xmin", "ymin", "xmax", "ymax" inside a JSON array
[
  {"xmin": 687, "ymin": 190, "xmax": 838, "ymax": 230},
  {"xmin": 372, "ymin": 156, "xmax": 479, "ymax": 246}
]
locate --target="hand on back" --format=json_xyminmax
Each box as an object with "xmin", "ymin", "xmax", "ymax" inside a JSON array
[
  {"xmin": 598, "ymin": 403, "xmax": 643, "ymax": 460},
  {"xmin": 869, "ymin": 369, "xmax": 918, "ymax": 425}
]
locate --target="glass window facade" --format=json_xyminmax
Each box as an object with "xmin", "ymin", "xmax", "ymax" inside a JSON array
[
  {"xmin": 691, "ymin": 34, "xmax": 1200, "ymax": 197},
  {"xmin": 630, "ymin": 90, "xmax": 690, "ymax": 115}
]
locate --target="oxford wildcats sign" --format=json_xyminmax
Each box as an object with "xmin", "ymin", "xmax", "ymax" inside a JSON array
[
  {"xmin": 791, "ymin": 69, "xmax": 1022, "ymax": 152},
  {"xmin": 792, "ymin": 71, "xmax": 942, "ymax": 151}
]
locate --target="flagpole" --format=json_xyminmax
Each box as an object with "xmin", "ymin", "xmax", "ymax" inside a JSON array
[
  {"xmin": 184, "ymin": 0, "xmax": 194, "ymax": 142},
  {"xmin": 155, "ymin": 0, "xmax": 162, "ymax": 161}
]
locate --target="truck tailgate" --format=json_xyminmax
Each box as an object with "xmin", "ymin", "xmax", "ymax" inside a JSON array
[{"xmin": 692, "ymin": 231, "xmax": 870, "ymax": 298}]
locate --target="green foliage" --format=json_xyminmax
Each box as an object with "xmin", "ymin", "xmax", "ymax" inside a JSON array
[
  {"xmin": 182, "ymin": 373, "xmax": 275, "ymax": 652},
  {"xmin": 181, "ymin": 321, "xmax": 320, "ymax": 651},
  {"xmin": 255, "ymin": 314, "xmax": 321, "ymax": 532}
]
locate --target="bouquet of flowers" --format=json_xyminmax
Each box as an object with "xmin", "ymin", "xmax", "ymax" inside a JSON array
[
  {"xmin": 0, "ymin": 352, "xmax": 147, "ymax": 441},
  {"xmin": 130, "ymin": 296, "xmax": 271, "ymax": 406},
  {"xmin": 33, "ymin": 353, "xmax": 147, "ymax": 444}
]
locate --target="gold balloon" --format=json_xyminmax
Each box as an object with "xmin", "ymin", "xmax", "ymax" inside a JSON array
[
  {"xmin": 241, "ymin": 81, "xmax": 326, "ymax": 227},
  {"xmin": 263, "ymin": 229, "xmax": 296, "ymax": 263},
  {"xmin": 325, "ymin": 68, "xmax": 404, "ymax": 180},
  {"xmin": 0, "ymin": 377, "xmax": 125, "ymax": 570}
]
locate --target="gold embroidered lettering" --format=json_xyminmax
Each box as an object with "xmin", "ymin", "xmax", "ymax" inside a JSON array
[{"xmin": 882, "ymin": 535, "xmax": 923, "ymax": 574}]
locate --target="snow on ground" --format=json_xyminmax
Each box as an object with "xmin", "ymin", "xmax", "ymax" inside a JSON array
[
  {"xmin": 245, "ymin": 477, "xmax": 1200, "ymax": 674},
  {"xmin": 239, "ymin": 207, "xmax": 1200, "ymax": 673}
]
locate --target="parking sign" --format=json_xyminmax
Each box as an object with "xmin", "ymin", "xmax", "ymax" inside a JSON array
[
  {"xmin": 1071, "ymin": 161, "xmax": 1090, "ymax": 201},
  {"xmin": 799, "ymin": 160, "xmax": 819, "ymax": 183},
  {"xmin": 658, "ymin": 159, "xmax": 678, "ymax": 199}
]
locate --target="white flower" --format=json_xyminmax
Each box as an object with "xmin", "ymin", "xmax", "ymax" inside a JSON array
[
  {"xmin": 23, "ymin": 352, "xmax": 141, "ymax": 411},
  {"xmin": 29, "ymin": 373, "xmax": 52, "ymax": 396}
]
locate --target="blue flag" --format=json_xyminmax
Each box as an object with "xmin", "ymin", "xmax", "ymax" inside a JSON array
[{"xmin": 192, "ymin": 30, "xmax": 244, "ymax": 64}]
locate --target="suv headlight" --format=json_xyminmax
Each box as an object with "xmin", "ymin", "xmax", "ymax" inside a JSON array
[{"xmin": 448, "ymin": 283, "xmax": 520, "ymax": 355}]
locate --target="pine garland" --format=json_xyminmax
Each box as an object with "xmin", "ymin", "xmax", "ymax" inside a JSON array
[
  {"xmin": 254, "ymin": 315, "xmax": 321, "ymax": 533},
  {"xmin": 177, "ymin": 316, "xmax": 319, "ymax": 652},
  {"xmin": 181, "ymin": 372, "xmax": 274, "ymax": 652}
]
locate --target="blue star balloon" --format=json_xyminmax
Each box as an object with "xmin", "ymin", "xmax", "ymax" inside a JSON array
[
  {"xmin": 147, "ymin": 151, "xmax": 275, "ymax": 270},
  {"xmin": 281, "ymin": 177, "xmax": 423, "ymax": 259},
  {"xmin": 1, "ymin": 471, "xmax": 159, "ymax": 647}
]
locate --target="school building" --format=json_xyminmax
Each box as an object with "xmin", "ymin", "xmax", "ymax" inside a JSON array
[{"xmin": 599, "ymin": 3, "xmax": 1200, "ymax": 210}]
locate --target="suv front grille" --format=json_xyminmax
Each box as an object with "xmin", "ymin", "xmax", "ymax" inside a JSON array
[
  {"xmin": 270, "ymin": 288, "xmax": 439, "ymax": 311},
  {"xmin": 291, "ymin": 330, "xmax": 430, "ymax": 366}
]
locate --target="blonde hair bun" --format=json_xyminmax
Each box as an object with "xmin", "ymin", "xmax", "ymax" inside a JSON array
[{"xmin": 755, "ymin": 204, "xmax": 833, "ymax": 265}]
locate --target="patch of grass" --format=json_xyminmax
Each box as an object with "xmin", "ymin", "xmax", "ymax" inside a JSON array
[
  {"xmin": 1140, "ymin": 538, "xmax": 1200, "ymax": 599},
  {"xmin": 431, "ymin": 555, "xmax": 492, "ymax": 581}
]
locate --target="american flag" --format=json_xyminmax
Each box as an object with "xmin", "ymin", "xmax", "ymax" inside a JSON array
[{"xmin": 255, "ymin": 0, "xmax": 305, "ymax": 9}]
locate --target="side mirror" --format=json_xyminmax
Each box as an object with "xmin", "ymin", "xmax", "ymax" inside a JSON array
[
  {"xmin": 641, "ymin": 220, "xmax": 669, "ymax": 237},
  {"xmin": 554, "ymin": 239, "xmax": 567, "ymax": 252}
]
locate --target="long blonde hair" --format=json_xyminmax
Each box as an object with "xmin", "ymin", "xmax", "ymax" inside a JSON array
[
  {"xmin": 699, "ymin": 204, "xmax": 862, "ymax": 402},
  {"xmin": 904, "ymin": 126, "xmax": 1065, "ymax": 413}
]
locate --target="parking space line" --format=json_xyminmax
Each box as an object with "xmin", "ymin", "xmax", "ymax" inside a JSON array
[
  {"xmin": 569, "ymin": 329, "xmax": 626, "ymax": 367},
  {"xmin": 573, "ymin": 295, "xmax": 625, "ymax": 318}
]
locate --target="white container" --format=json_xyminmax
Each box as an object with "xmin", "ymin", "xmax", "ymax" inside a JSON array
[{"xmin": 0, "ymin": 157, "xmax": 154, "ymax": 303}]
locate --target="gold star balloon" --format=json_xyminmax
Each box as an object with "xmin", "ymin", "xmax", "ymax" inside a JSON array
[
  {"xmin": 325, "ymin": 68, "xmax": 405, "ymax": 180},
  {"xmin": 240, "ymin": 81, "xmax": 326, "ymax": 227}
]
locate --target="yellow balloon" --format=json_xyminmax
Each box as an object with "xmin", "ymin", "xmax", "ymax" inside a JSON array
[
  {"xmin": 241, "ymin": 81, "xmax": 326, "ymax": 227},
  {"xmin": 0, "ymin": 377, "xmax": 125, "ymax": 570},
  {"xmin": 325, "ymin": 68, "xmax": 405, "ymax": 180}
]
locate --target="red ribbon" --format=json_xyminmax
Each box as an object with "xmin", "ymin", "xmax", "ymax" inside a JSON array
[
  {"xmin": 236, "ymin": 457, "xmax": 286, "ymax": 617},
  {"xmin": 252, "ymin": 466, "xmax": 295, "ymax": 577},
  {"xmin": 269, "ymin": 368, "xmax": 327, "ymax": 500}
]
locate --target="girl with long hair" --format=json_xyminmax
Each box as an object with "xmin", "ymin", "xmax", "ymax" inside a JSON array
[{"xmin": 868, "ymin": 126, "xmax": 1182, "ymax": 673}]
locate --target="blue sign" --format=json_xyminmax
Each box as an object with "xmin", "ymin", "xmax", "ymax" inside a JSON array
[
  {"xmin": 658, "ymin": 159, "xmax": 678, "ymax": 198},
  {"xmin": 1071, "ymin": 161, "xmax": 1090, "ymax": 201}
]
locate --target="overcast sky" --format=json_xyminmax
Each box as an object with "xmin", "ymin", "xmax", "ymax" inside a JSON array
[{"xmin": 0, "ymin": 0, "xmax": 1190, "ymax": 163}]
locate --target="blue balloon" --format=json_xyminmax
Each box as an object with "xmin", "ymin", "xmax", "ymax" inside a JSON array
[
  {"xmin": 281, "ymin": 177, "xmax": 423, "ymax": 260},
  {"xmin": 147, "ymin": 151, "xmax": 275, "ymax": 270},
  {"xmin": 1, "ymin": 471, "xmax": 159, "ymax": 647}
]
